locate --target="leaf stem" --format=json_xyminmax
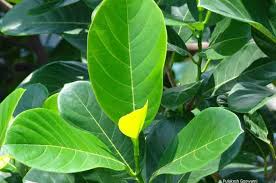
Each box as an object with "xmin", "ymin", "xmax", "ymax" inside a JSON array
[
  {"xmin": 269, "ymin": 142, "xmax": 276, "ymax": 161},
  {"xmin": 201, "ymin": 59, "xmax": 212, "ymax": 73},
  {"xmin": 196, "ymin": 7, "xmax": 204, "ymax": 81},
  {"xmin": 132, "ymin": 138, "xmax": 144, "ymax": 183},
  {"xmin": 203, "ymin": 11, "xmax": 212, "ymax": 25},
  {"xmin": 166, "ymin": 53, "xmax": 176, "ymax": 87}
]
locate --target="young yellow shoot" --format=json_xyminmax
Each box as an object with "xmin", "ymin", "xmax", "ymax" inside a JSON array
[{"xmin": 118, "ymin": 101, "xmax": 148, "ymax": 139}]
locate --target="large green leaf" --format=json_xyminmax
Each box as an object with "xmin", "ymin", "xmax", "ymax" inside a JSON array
[
  {"xmin": 199, "ymin": 0, "xmax": 276, "ymax": 43},
  {"xmin": 20, "ymin": 61, "xmax": 88, "ymax": 94},
  {"xmin": 228, "ymin": 82, "xmax": 275, "ymax": 113},
  {"xmin": 23, "ymin": 169, "xmax": 75, "ymax": 183},
  {"xmin": 14, "ymin": 84, "xmax": 49, "ymax": 116},
  {"xmin": 151, "ymin": 107, "xmax": 243, "ymax": 180},
  {"xmin": 207, "ymin": 18, "xmax": 251, "ymax": 57},
  {"xmin": 176, "ymin": 135, "xmax": 244, "ymax": 183},
  {"xmin": 58, "ymin": 81, "xmax": 134, "ymax": 171},
  {"xmin": 4, "ymin": 108, "xmax": 125, "ymax": 173},
  {"xmin": 0, "ymin": 0, "xmax": 91, "ymax": 35},
  {"xmin": 0, "ymin": 89, "xmax": 25, "ymax": 146},
  {"xmin": 87, "ymin": 0, "xmax": 167, "ymax": 126},
  {"xmin": 145, "ymin": 115, "xmax": 189, "ymax": 182},
  {"xmin": 204, "ymin": 43, "xmax": 266, "ymax": 96}
]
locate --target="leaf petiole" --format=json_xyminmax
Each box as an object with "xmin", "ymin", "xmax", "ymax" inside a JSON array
[{"xmin": 132, "ymin": 138, "xmax": 144, "ymax": 183}]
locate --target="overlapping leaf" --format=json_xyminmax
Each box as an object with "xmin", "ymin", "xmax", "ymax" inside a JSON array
[
  {"xmin": 228, "ymin": 82, "xmax": 275, "ymax": 113},
  {"xmin": 87, "ymin": 0, "xmax": 167, "ymax": 127},
  {"xmin": 0, "ymin": 88, "xmax": 25, "ymax": 146},
  {"xmin": 162, "ymin": 82, "xmax": 201, "ymax": 110},
  {"xmin": 4, "ymin": 109, "xmax": 126, "ymax": 173},
  {"xmin": 204, "ymin": 43, "xmax": 266, "ymax": 96},
  {"xmin": 20, "ymin": 61, "xmax": 88, "ymax": 94},
  {"xmin": 14, "ymin": 84, "xmax": 49, "ymax": 116},
  {"xmin": 23, "ymin": 169, "xmax": 75, "ymax": 183},
  {"xmin": 151, "ymin": 108, "xmax": 243, "ymax": 180},
  {"xmin": 58, "ymin": 81, "xmax": 134, "ymax": 171},
  {"xmin": 207, "ymin": 18, "xmax": 251, "ymax": 57},
  {"xmin": 199, "ymin": 0, "xmax": 276, "ymax": 44},
  {"xmin": 1, "ymin": 0, "xmax": 91, "ymax": 35}
]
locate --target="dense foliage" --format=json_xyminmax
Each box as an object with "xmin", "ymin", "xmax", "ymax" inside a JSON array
[{"xmin": 0, "ymin": 0, "xmax": 276, "ymax": 182}]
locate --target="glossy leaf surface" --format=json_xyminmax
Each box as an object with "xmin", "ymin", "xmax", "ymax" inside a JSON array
[
  {"xmin": 20, "ymin": 61, "xmax": 88, "ymax": 94},
  {"xmin": 87, "ymin": 0, "xmax": 167, "ymax": 127},
  {"xmin": 0, "ymin": 89, "xmax": 25, "ymax": 146},
  {"xmin": 4, "ymin": 109, "xmax": 125, "ymax": 173},
  {"xmin": 58, "ymin": 81, "xmax": 134, "ymax": 171},
  {"xmin": 1, "ymin": 0, "xmax": 91, "ymax": 35},
  {"xmin": 151, "ymin": 108, "xmax": 243, "ymax": 179}
]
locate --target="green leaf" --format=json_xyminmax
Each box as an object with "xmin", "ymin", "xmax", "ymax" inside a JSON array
[
  {"xmin": 242, "ymin": 132, "xmax": 270, "ymax": 158},
  {"xmin": 163, "ymin": 3, "xmax": 195, "ymax": 43},
  {"xmin": 236, "ymin": 58, "xmax": 276, "ymax": 86},
  {"xmin": 63, "ymin": 30, "xmax": 87, "ymax": 54},
  {"xmin": 58, "ymin": 81, "xmax": 134, "ymax": 171},
  {"xmin": 176, "ymin": 135, "xmax": 244, "ymax": 183},
  {"xmin": 20, "ymin": 61, "xmax": 88, "ymax": 94},
  {"xmin": 151, "ymin": 107, "xmax": 243, "ymax": 179},
  {"xmin": 0, "ymin": 0, "xmax": 91, "ymax": 35},
  {"xmin": 199, "ymin": 0, "xmax": 276, "ymax": 44},
  {"xmin": 82, "ymin": 0, "xmax": 101, "ymax": 9},
  {"xmin": 48, "ymin": 39, "xmax": 82, "ymax": 61},
  {"xmin": 228, "ymin": 82, "xmax": 275, "ymax": 113},
  {"xmin": 167, "ymin": 27, "xmax": 188, "ymax": 56},
  {"xmin": 252, "ymin": 28, "xmax": 276, "ymax": 59},
  {"xmin": 43, "ymin": 93, "xmax": 59, "ymax": 113},
  {"xmin": 244, "ymin": 113, "xmax": 270, "ymax": 144},
  {"xmin": 208, "ymin": 18, "xmax": 251, "ymax": 56},
  {"xmin": 173, "ymin": 61, "xmax": 197, "ymax": 85},
  {"xmin": 0, "ymin": 88, "xmax": 25, "ymax": 146},
  {"xmin": 14, "ymin": 83, "xmax": 49, "ymax": 116},
  {"xmin": 4, "ymin": 108, "xmax": 126, "ymax": 173},
  {"xmin": 162, "ymin": 82, "xmax": 201, "ymax": 110},
  {"xmin": 75, "ymin": 169, "xmax": 129, "ymax": 183},
  {"xmin": 204, "ymin": 43, "xmax": 266, "ymax": 96},
  {"xmin": 28, "ymin": 0, "xmax": 79, "ymax": 15},
  {"xmin": 87, "ymin": 0, "xmax": 167, "ymax": 127},
  {"xmin": 23, "ymin": 169, "xmax": 74, "ymax": 183},
  {"xmin": 145, "ymin": 115, "xmax": 189, "ymax": 182}
]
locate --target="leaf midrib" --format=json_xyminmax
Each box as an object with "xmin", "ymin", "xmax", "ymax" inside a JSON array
[
  {"xmin": 6, "ymin": 144, "xmax": 124, "ymax": 165},
  {"xmin": 72, "ymin": 90, "xmax": 133, "ymax": 172},
  {"xmin": 125, "ymin": 0, "xmax": 135, "ymax": 111},
  {"xmin": 155, "ymin": 131, "xmax": 240, "ymax": 175}
]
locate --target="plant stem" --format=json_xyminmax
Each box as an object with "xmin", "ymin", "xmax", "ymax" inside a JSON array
[
  {"xmin": 196, "ymin": 32, "xmax": 203, "ymax": 81},
  {"xmin": 132, "ymin": 138, "xmax": 144, "ymax": 183},
  {"xmin": 196, "ymin": 4, "xmax": 204, "ymax": 81},
  {"xmin": 269, "ymin": 142, "xmax": 276, "ymax": 160},
  {"xmin": 203, "ymin": 11, "xmax": 212, "ymax": 25},
  {"xmin": 166, "ymin": 53, "xmax": 176, "ymax": 87}
]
